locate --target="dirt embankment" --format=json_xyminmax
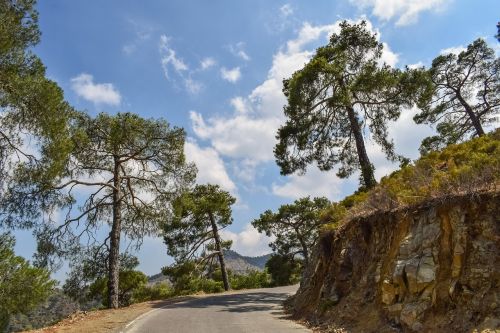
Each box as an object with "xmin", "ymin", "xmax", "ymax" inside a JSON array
[{"xmin": 291, "ymin": 192, "xmax": 500, "ymax": 333}]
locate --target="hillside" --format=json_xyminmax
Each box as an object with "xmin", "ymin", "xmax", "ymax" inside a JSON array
[
  {"xmin": 290, "ymin": 130, "xmax": 500, "ymax": 332},
  {"xmin": 147, "ymin": 250, "xmax": 272, "ymax": 285},
  {"xmin": 224, "ymin": 250, "xmax": 272, "ymax": 274}
]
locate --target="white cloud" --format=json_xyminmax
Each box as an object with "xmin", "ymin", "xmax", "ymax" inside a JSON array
[
  {"xmin": 408, "ymin": 61, "xmax": 425, "ymax": 69},
  {"xmin": 70, "ymin": 73, "xmax": 121, "ymax": 106},
  {"xmin": 381, "ymin": 42, "xmax": 399, "ymax": 67},
  {"xmin": 200, "ymin": 57, "xmax": 216, "ymax": 70},
  {"xmin": 350, "ymin": 0, "xmax": 449, "ymax": 26},
  {"xmin": 220, "ymin": 223, "xmax": 273, "ymax": 256},
  {"xmin": 184, "ymin": 139, "xmax": 236, "ymax": 194},
  {"xmin": 230, "ymin": 97, "xmax": 250, "ymax": 114},
  {"xmin": 159, "ymin": 35, "xmax": 188, "ymax": 77},
  {"xmin": 228, "ymin": 42, "xmax": 251, "ymax": 61},
  {"xmin": 220, "ymin": 67, "xmax": 242, "ymax": 83},
  {"xmin": 158, "ymin": 35, "xmax": 204, "ymax": 94},
  {"xmin": 440, "ymin": 45, "xmax": 466, "ymax": 55},
  {"xmin": 280, "ymin": 4, "xmax": 294, "ymax": 17},
  {"xmin": 272, "ymin": 166, "xmax": 347, "ymax": 200}
]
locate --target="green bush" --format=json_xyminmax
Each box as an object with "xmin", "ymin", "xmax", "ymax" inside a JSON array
[
  {"xmin": 265, "ymin": 254, "xmax": 302, "ymax": 286},
  {"xmin": 132, "ymin": 282, "xmax": 173, "ymax": 303},
  {"xmin": 230, "ymin": 270, "xmax": 271, "ymax": 290}
]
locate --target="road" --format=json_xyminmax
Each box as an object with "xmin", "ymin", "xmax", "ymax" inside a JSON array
[{"xmin": 122, "ymin": 285, "xmax": 311, "ymax": 333}]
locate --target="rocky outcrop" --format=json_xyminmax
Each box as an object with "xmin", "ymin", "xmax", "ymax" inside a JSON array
[{"xmin": 292, "ymin": 192, "xmax": 500, "ymax": 332}]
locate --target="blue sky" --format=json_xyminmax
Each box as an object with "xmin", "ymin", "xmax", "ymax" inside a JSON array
[{"xmin": 12, "ymin": 0, "xmax": 500, "ymax": 279}]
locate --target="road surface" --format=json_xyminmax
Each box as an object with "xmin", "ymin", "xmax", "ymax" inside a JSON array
[{"xmin": 122, "ymin": 285, "xmax": 311, "ymax": 333}]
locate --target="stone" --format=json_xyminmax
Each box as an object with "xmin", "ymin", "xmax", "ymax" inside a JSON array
[{"xmin": 381, "ymin": 279, "xmax": 396, "ymax": 305}]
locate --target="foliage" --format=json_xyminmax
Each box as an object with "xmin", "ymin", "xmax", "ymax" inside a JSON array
[
  {"xmin": 63, "ymin": 247, "xmax": 140, "ymax": 307},
  {"xmin": 88, "ymin": 270, "xmax": 148, "ymax": 307},
  {"xmin": 132, "ymin": 282, "xmax": 173, "ymax": 303},
  {"xmin": 13, "ymin": 111, "xmax": 196, "ymax": 308},
  {"xmin": 322, "ymin": 129, "xmax": 500, "ymax": 225},
  {"xmin": 7, "ymin": 290, "xmax": 79, "ymax": 333},
  {"xmin": 0, "ymin": 0, "xmax": 73, "ymax": 196},
  {"xmin": 275, "ymin": 20, "xmax": 418, "ymax": 188},
  {"xmin": 163, "ymin": 184, "xmax": 235, "ymax": 291},
  {"xmin": 265, "ymin": 254, "xmax": 302, "ymax": 287},
  {"xmin": 252, "ymin": 197, "xmax": 330, "ymax": 265},
  {"xmin": 414, "ymin": 38, "xmax": 499, "ymax": 153},
  {"xmin": 0, "ymin": 233, "xmax": 55, "ymax": 331},
  {"xmin": 229, "ymin": 270, "xmax": 271, "ymax": 290}
]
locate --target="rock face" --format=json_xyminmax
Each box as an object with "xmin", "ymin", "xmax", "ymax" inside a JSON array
[{"xmin": 292, "ymin": 193, "xmax": 500, "ymax": 332}]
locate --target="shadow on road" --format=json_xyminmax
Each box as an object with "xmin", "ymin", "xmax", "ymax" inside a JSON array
[{"xmin": 150, "ymin": 290, "xmax": 294, "ymax": 316}]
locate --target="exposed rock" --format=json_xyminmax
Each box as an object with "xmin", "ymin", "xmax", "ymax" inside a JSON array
[{"xmin": 291, "ymin": 192, "xmax": 500, "ymax": 332}]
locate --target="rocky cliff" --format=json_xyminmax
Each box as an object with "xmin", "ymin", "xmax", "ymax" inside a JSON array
[{"xmin": 291, "ymin": 192, "xmax": 499, "ymax": 332}]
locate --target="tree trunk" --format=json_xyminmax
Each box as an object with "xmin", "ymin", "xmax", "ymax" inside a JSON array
[
  {"xmin": 347, "ymin": 106, "xmax": 376, "ymax": 189},
  {"xmin": 456, "ymin": 93, "xmax": 485, "ymax": 136},
  {"xmin": 208, "ymin": 212, "xmax": 230, "ymax": 291},
  {"xmin": 294, "ymin": 227, "xmax": 309, "ymax": 266},
  {"xmin": 108, "ymin": 158, "xmax": 122, "ymax": 309}
]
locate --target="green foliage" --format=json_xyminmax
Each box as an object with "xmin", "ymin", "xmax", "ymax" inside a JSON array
[
  {"xmin": 88, "ymin": 270, "xmax": 148, "ymax": 307},
  {"xmin": 229, "ymin": 270, "xmax": 271, "ymax": 290},
  {"xmin": 163, "ymin": 184, "xmax": 235, "ymax": 291},
  {"xmin": 0, "ymin": 0, "xmax": 73, "ymax": 188},
  {"xmin": 163, "ymin": 184, "xmax": 235, "ymax": 262},
  {"xmin": 275, "ymin": 20, "xmax": 417, "ymax": 188},
  {"xmin": 132, "ymin": 282, "xmax": 173, "ymax": 303},
  {"xmin": 414, "ymin": 38, "xmax": 499, "ymax": 151},
  {"xmin": 321, "ymin": 129, "xmax": 500, "ymax": 225},
  {"xmin": 265, "ymin": 254, "xmax": 302, "ymax": 287},
  {"xmin": 252, "ymin": 197, "xmax": 330, "ymax": 264},
  {"xmin": 63, "ymin": 247, "xmax": 140, "ymax": 307},
  {"xmin": 0, "ymin": 233, "xmax": 55, "ymax": 331}
]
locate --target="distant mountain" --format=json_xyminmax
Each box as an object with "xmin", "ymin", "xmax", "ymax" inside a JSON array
[
  {"xmin": 147, "ymin": 250, "xmax": 272, "ymax": 283},
  {"xmin": 223, "ymin": 250, "xmax": 272, "ymax": 274}
]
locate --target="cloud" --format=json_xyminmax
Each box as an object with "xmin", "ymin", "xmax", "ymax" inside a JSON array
[
  {"xmin": 200, "ymin": 57, "xmax": 216, "ymax": 70},
  {"xmin": 158, "ymin": 35, "xmax": 204, "ymax": 94},
  {"xmin": 381, "ymin": 42, "xmax": 399, "ymax": 67},
  {"xmin": 350, "ymin": 0, "xmax": 449, "ymax": 26},
  {"xmin": 280, "ymin": 4, "xmax": 294, "ymax": 17},
  {"xmin": 272, "ymin": 166, "xmax": 347, "ymax": 200},
  {"xmin": 440, "ymin": 45, "xmax": 466, "ymax": 55},
  {"xmin": 228, "ymin": 42, "xmax": 251, "ymax": 61},
  {"xmin": 220, "ymin": 223, "xmax": 273, "ymax": 256},
  {"xmin": 220, "ymin": 67, "xmax": 242, "ymax": 83},
  {"xmin": 408, "ymin": 61, "xmax": 425, "ymax": 69},
  {"xmin": 70, "ymin": 73, "xmax": 121, "ymax": 105},
  {"xmin": 122, "ymin": 19, "xmax": 153, "ymax": 55},
  {"xmin": 184, "ymin": 139, "xmax": 236, "ymax": 194},
  {"xmin": 159, "ymin": 35, "xmax": 188, "ymax": 76}
]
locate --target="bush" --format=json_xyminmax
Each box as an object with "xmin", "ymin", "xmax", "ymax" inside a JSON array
[
  {"xmin": 265, "ymin": 254, "xmax": 302, "ymax": 286},
  {"xmin": 132, "ymin": 282, "xmax": 173, "ymax": 303},
  {"xmin": 230, "ymin": 270, "xmax": 271, "ymax": 290}
]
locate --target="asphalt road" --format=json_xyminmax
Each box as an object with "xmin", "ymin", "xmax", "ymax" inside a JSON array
[{"xmin": 122, "ymin": 285, "xmax": 311, "ymax": 333}]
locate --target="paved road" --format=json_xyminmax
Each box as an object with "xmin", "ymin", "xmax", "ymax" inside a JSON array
[{"xmin": 122, "ymin": 285, "xmax": 311, "ymax": 333}]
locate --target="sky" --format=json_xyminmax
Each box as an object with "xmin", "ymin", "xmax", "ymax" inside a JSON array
[{"xmin": 11, "ymin": 0, "xmax": 500, "ymax": 280}]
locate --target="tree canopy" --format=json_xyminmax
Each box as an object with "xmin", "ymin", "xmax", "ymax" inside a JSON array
[
  {"xmin": 275, "ymin": 21, "xmax": 418, "ymax": 189},
  {"xmin": 6, "ymin": 112, "xmax": 195, "ymax": 308},
  {"xmin": 414, "ymin": 38, "xmax": 499, "ymax": 153},
  {"xmin": 163, "ymin": 184, "xmax": 235, "ymax": 291},
  {"xmin": 0, "ymin": 0, "xmax": 73, "ymax": 188},
  {"xmin": 252, "ymin": 196, "xmax": 330, "ymax": 265}
]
